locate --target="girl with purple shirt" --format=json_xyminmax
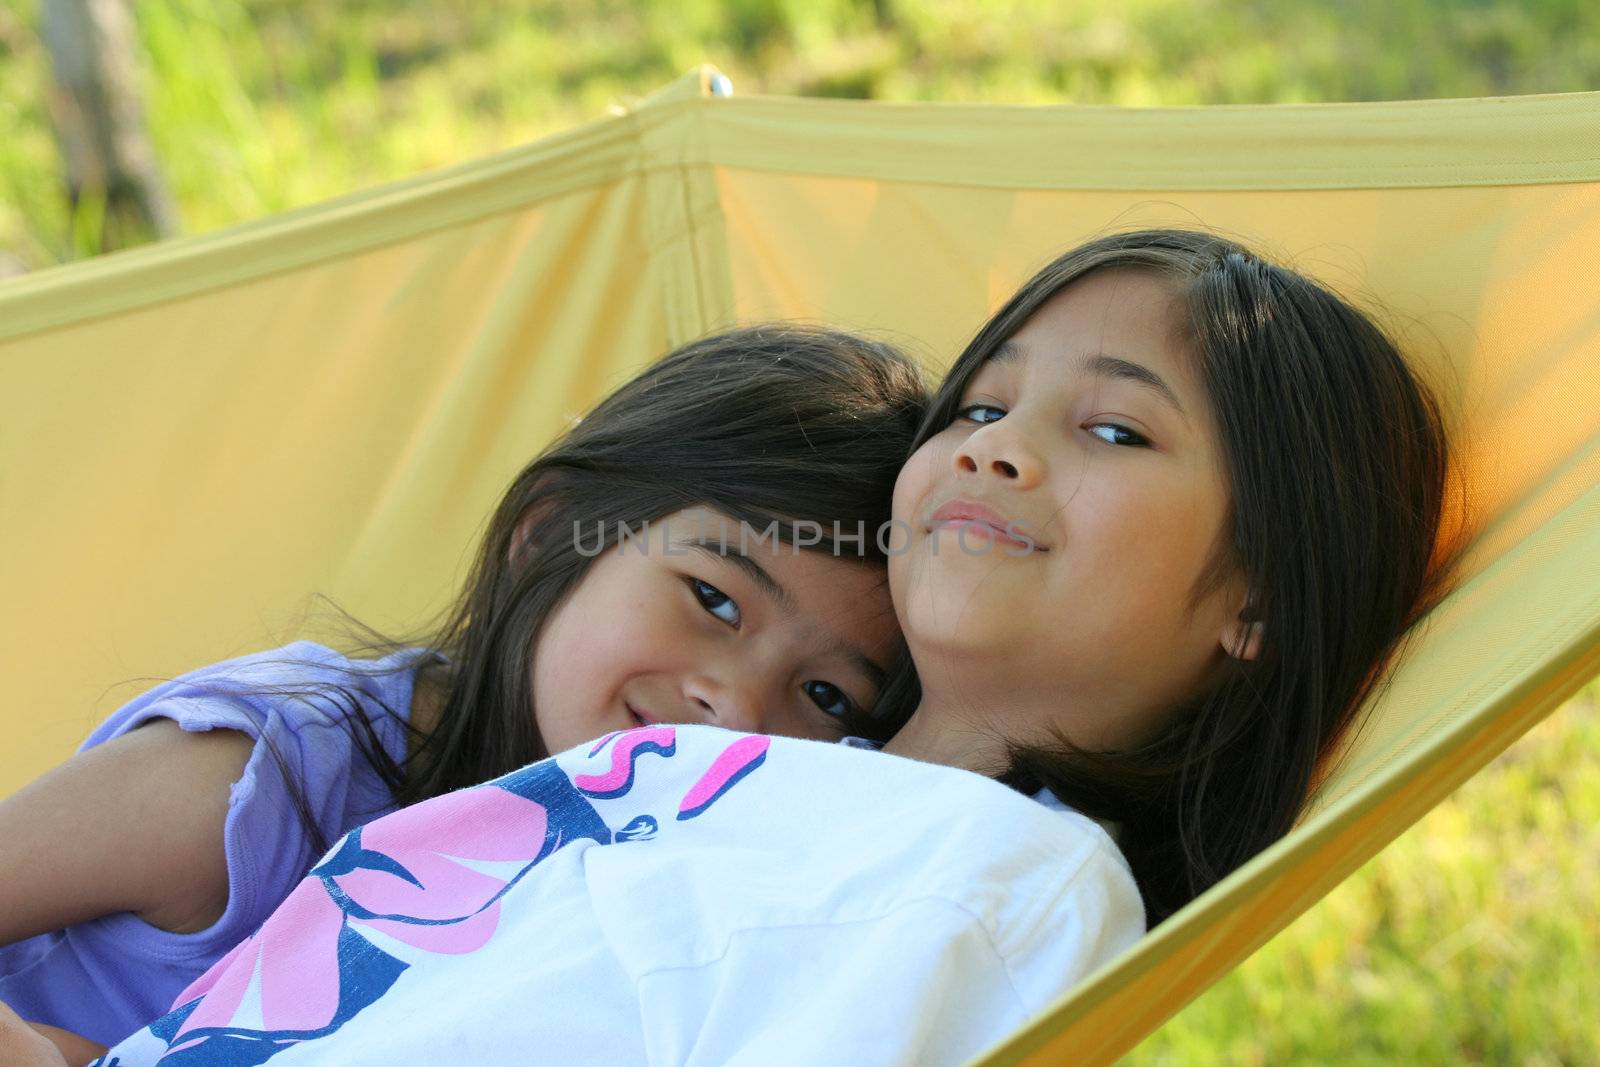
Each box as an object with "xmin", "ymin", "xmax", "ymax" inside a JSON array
[{"xmin": 0, "ymin": 325, "xmax": 928, "ymax": 1051}]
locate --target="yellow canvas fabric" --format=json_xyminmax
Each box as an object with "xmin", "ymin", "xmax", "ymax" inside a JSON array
[{"xmin": 1, "ymin": 66, "xmax": 1595, "ymax": 1064}]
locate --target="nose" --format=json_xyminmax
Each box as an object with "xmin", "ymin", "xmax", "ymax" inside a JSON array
[
  {"xmin": 682, "ymin": 671, "xmax": 766, "ymax": 734},
  {"xmin": 953, "ymin": 422, "xmax": 1044, "ymax": 488}
]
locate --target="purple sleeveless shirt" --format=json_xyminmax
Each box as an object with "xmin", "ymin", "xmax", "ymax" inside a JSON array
[{"xmin": 0, "ymin": 641, "xmax": 434, "ymax": 1046}]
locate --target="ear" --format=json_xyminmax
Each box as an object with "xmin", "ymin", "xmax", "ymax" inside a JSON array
[
  {"xmin": 508, "ymin": 496, "xmax": 563, "ymax": 569},
  {"xmin": 1215, "ymin": 575, "xmax": 1263, "ymax": 662},
  {"xmin": 1221, "ymin": 615, "xmax": 1264, "ymax": 661},
  {"xmin": 505, "ymin": 471, "xmax": 575, "ymax": 569},
  {"xmin": 1221, "ymin": 588, "xmax": 1263, "ymax": 661},
  {"xmin": 508, "ymin": 510, "xmax": 539, "ymax": 568}
]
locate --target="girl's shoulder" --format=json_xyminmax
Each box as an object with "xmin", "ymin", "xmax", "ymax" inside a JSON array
[
  {"xmin": 0, "ymin": 643, "xmax": 437, "ymax": 1044},
  {"xmin": 137, "ymin": 639, "xmax": 427, "ymax": 698},
  {"xmin": 520, "ymin": 726, "xmax": 1144, "ymax": 1015},
  {"xmin": 74, "ymin": 639, "xmax": 432, "ymax": 858},
  {"xmin": 543, "ymin": 723, "xmax": 1125, "ymax": 863},
  {"xmin": 71, "ymin": 640, "xmax": 435, "ymax": 943},
  {"xmin": 81, "ymin": 640, "xmax": 435, "ymax": 751},
  {"xmin": 540, "ymin": 725, "xmax": 1140, "ymax": 935}
]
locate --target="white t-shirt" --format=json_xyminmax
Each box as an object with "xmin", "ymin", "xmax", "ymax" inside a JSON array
[{"xmin": 96, "ymin": 725, "xmax": 1144, "ymax": 1067}]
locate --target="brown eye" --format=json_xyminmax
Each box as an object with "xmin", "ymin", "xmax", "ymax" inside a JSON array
[
  {"xmin": 688, "ymin": 578, "xmax": 741, "ymax": 627},
  {"xmin": 803, "ymin": 680, "xmax": 857, "ymax": 718},
  {"xmin": 1086, "ymin": 422, "xmax": 1151, "ymax": 448}
]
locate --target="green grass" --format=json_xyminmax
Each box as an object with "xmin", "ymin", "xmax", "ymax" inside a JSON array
[
  {"xmin": 0, "ymin": 2, "xmax": 1595, "ymax": 1061},
  {"xmin": 3, "ymin": 0, "xmax": 1600, "ymax": 263},
  {"xmin": 1124, "ymin": 686, "xmax": 1599, "ymax": 1066}
]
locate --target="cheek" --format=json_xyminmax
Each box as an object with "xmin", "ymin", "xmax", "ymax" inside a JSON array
[
  {"xmin": 891, "ymin": 441, "xmax": 941, "ymax": 526},
  {"xmin": 888, "ymin": 445, "xmax": 939, "ymax": 600},
  {"xmin": 1064, "ymin": 475, "xmax": 1228, "ymax": 618},
  {"xmin": 531, "ymin": 565, "xmax": 664, "ymax": 711},
  {"xmin": 529, "ymin": 602, "xmax": 599, "ymax": 715}
]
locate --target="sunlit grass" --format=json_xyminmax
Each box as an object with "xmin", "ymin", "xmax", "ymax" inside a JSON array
[
  {"xmin": 1125, "ymin": 685, "xmax": 1599, "ymax": 1065},
  {"xmin": 3, "ymin": 0, "xmax": 1600, "ymax": 264},
  {"xmin": 0, "ymin": 2, "xmax": 1594, "ymax": 1061}
]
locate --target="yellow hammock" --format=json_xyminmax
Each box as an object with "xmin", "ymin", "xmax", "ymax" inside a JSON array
[{"xmin": 2, "ymin": 65, "xmax": 1596, "ymax": 1065}]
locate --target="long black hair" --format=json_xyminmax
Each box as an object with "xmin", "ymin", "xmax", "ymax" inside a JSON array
[{"xmin": 876, "ymin": 229, "xmax": 1464, "ymax": 925}]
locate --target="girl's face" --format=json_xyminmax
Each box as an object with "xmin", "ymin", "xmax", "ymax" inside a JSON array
[
  {"xmin": 530, "ymin": 506, "xmax": 902, "ymax": 755},
  {"xmin": 889, "ymin": 269, "xmax": 1256, "ymax": 756}
]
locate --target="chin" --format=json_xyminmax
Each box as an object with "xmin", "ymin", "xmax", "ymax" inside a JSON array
[
  {"xmin": 898, "ymin": 575, "xmax": 1024, "ymax": 654},
  {"xmin": 892, "ymin": 536, "xmax": 1036, "ymax": 634}
]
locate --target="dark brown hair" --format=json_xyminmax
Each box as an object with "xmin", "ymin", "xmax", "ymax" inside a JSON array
[{"xmin": 877, "ymin": 229, "xmax": 1462, "ymax": 925}]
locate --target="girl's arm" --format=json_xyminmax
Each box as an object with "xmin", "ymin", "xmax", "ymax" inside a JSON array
[
  {"xmin": 22, "ymin": 1019, "xmax": 104, "ymax": 1067},
  {"xmin": 0, "ymin": 719, "xmax": 253, "ymax": 944},
  {"xmin": 0, "ymin": 1001, "xmax": 71, "ymax": 1067}
]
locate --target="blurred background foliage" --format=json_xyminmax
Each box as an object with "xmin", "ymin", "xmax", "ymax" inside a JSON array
[
  {"xmin": 0, "ymin": 1, "xmax": 1596, "ymax": 1062},
  {"xmin": 3, "ymin": 0, "xmax": 1600, "ymax": 264}
]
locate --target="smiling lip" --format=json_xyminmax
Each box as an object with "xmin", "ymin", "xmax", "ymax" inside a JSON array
[{"xmin": 928, "ymin": 499, "xmax": 1046, "ymax": 551}]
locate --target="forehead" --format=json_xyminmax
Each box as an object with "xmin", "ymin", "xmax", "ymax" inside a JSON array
[{"xmin": 999, "ymin": 269, "xmax": 1196, "ymax": 388}]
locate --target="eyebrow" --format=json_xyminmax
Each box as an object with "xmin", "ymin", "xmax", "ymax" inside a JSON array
[
  {"xmin": 680, "ymin": 537, "xmax": 888, "ymax": 688},
  {"xmin": 992, "ymin": 340, "xmax": 1188, "ymax": 419},
  {"xmin": 682, "ymin": 539, "xmax": 797, "ymax": 614}
]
